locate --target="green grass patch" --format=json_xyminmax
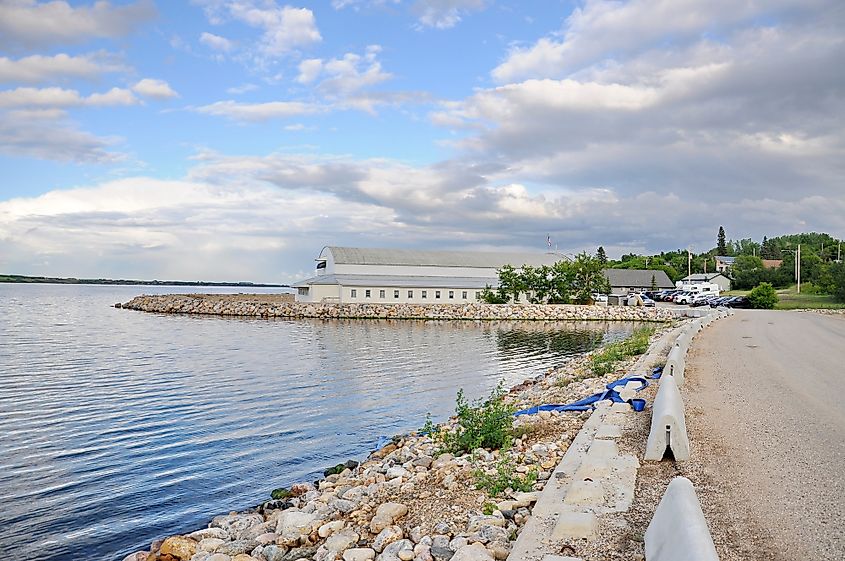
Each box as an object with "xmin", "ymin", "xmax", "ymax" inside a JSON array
[
  {"xmin": 774, "ymin": 285, "xmax": 845, "ymax": 310},
  {"xmin": 473, "ymin": 454, "xmax": 537, "ymax": 496},
  {"xmin": 590, "ymin": 326, "xmax": 656, "ymax": 376}
]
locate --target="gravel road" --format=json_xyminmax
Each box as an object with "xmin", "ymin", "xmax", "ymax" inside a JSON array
[{"xmin": 684, "ymin": 310, "xmax": 845, "ymax": 561}]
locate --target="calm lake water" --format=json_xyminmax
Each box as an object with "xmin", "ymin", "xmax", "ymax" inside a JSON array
[{"xmin": 0, "ymin": 284, "xmax": 640, "ymax": 560}]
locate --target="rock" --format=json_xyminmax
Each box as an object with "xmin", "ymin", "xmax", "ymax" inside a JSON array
[
  {"xmin": 198, "ymin": 538, "xmax": 225, "ymax": 552},
  {"xmin": 211, "ymin": 514, "xmax": 266, "ymax": 540},
  {"xmin": 370, "ymin": 503, "xmax": 408, "ymax": 533},
  {"xmin": 122, "ymin": 553, "xmax": 149, "ymax": 561},
  {"xmin": 466, "ymin": 516, "xmax": 504, "ymax": 533},
  {"xmin": 409, "ymin": 527, "xmax": 424, "ymax": 544},
  {"xmin": 449, "ymin": 544, "xmax": 494, "ymax": 561},
  {"xmin": 255, "ymin": 533, "xmax": 278, "ymax": 545},
  {"xmin": 412, "ymin": 456, "xmax": 433, "ymax": 468},
  {"xmin": 431, "ymin": 454, "xmax": 453, "ymax": 470},
  {"xmin": 232, "ymin": 555, "xmax": 258, "ymax": 561},
  {"xmin": 385, "ymin": 466, "xmax": 410, "ymax": 479},
  {"xmin": 280, "ymin": 546, "xmax": 319, "ymax": 561},
  {"xmin": 343, "ymin": 548, "xmax": 376, "ymax": 561},
  {"xmin": 372, "ymin": 526, "xmax": 404, "ymax": 553},
  {"xmin": 216, "ymin": 541, "xmax": 259, "ymax": 557},
  {"xmin": 275, "ymin": 511, "xmax": 317, "ymax": 544},
  {"xmin": 261, "ymin": 545, "xmax": 289, "ymax": 561},
  {"xmin": 509, "ymin": 492, "xmax": 539, "ymax": 508},
  {"xmin": 448, "ymin": 537, "xmax": 467, "ymax": 551},
  {"xmin": 319, "ymin": 520, "xmax": 346, "ymax": 538},
  {"xmin": 206, "ymin": 555, "xmax": 231, "ymax": 561},
  {"xmin": 486, "ymin": 543, "xmax": 509, "ymax": 560},
  {"xmin": 429, "ymin": 543, "xmax": 453, "ymax": 561},
  {"xmin": 376, "ymin": 539, "xmax": 414, "ymax": 561},
  {"xmin": 160, "ymin": 536, "xmax": 198, "ymax": 560},
  {"xmin": 331, "ymin": 498, "xmax": 358, "ymax": 514},
  {"xmin": 290, "ymin": 483, "xmax": 316, "ymax": 496},
  {"xmin": 189, "ymin": 528, "xmax": 230, "ymax": 542},
  {"xmin": 325, "ymin": 530, "xmax": 359, "ymax": 553}
]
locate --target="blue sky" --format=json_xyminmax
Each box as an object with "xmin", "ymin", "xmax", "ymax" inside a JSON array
[{"xmin": 1, "ymin": 0, "xmax": 843, "ymax": 282}]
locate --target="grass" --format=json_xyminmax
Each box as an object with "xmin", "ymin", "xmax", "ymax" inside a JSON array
[
  {"xmin": 590, "ymin": 326, "xmax": 656, "ymax": 375},
  {"xmin": 725, "ymin": 285, "xmax": 844, "ymax": 309}
]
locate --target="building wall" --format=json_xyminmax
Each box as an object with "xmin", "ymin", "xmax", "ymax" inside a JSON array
[
  {"xmin": 297, "ymin": 284, "xmax": 487, "ymax": 304},
  {"xmin": 332, "ymin": 263, "xmax": 501, "ymax": 278},
  {"xmin": 297, "ymin": 283, "xmax": 341, "ymax": 303}
]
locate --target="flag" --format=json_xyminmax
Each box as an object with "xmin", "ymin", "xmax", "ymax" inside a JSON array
[{"xmin": 547, "ymin": 235, "xmax": 552, "ymax": 248}]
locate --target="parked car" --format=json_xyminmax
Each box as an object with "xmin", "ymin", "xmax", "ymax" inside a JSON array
[
  {"xmin": 709, "ymin": 296, "xmax": 732, "ymax": 307},
  {"xmin": 674, "ymin": 291, "xmax": 695, "ymax": 305},
  {"xmin": 727, "ymin": 296, "xmax": 752, "ymax": 309},
  {"xmin": 592, "ymin": 293, "xmax": 609, "ymax": 306},
  {"xmin": 641, "ymin": 295, "xmax": 656, "ymax": 307},
  {"xmin": 662, "ymin": 290, "xmax": 681, "ymax": 301},
  {"xmin": 690, "ymin": 294, "xmax": 716, "ymax": 307}
]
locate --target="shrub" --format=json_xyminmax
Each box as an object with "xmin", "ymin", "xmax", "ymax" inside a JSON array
[
  {"xmin": 748, "ymin": 282, "xmax": 778, "ymax": 309},
  {"xmin": 473, "ymin": 455, "xmax": 537, "ymax": 496},
  {"xmin": 439, "ymin": 382, "xmax": 514, "ymax": 454},
  {"xmin": 590, "ymin": 326, "xmax": 655, "ymax": 375}
]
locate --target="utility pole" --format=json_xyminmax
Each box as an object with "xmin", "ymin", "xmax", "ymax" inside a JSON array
[{"xmin": 797, "ymin": 244, "xmax": 801, "ymax": 294}]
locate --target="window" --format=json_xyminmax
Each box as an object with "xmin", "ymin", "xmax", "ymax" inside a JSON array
[
  {"xmin": 408, "ymin": 290, "xmax": 413, "ymax": 298},
  {"xmin": 448, "ymin": 290, "xmax": 454, "ymax": 299},
  {"xmin": 394, "ymin": 290, "xmax": 400, "ymax": 299},
  {"xmin": 365, "ymin": 289, "xmax": 371, "ymax": 298},
  {"xmin": 422, "ymin": 290, "xmax": 427, "ymax": 299},
  {"xmin": 297, "ymin": 287, "xmax": 309, "ymax": 296},
  {"xmin": 435, "ymin": 290, "xmax": 441, "ymax": 299},
  {"xmin": 351, "ymin": 289, "xmax": 357, "ymax": 298},
  {"xmin": 475, "ymin": 291, "xmax": 480, "ymax": 300},
  {"xmin": 379, "ymin": 290, "xmax": 386, "ymax": 298},
  {"xmin": 462, "ymin": 291, "xmax": 467, "ymax": 299}
]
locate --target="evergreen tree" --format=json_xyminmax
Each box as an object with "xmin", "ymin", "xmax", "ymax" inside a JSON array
[
  {"xmin": 717, "ymin": 226, "xmax": 727, "ymax": 255},
  {"xmin": 651, "ymin": 274, "xmax": 657, "ymax": 291},
  {"xmin": 596, "ymin": 246, "xmax": 607, "ymax": 265}
]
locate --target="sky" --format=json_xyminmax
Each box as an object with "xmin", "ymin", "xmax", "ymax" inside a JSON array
[{"xmin": 0, "ymin": 0, "xmax": 843, "ymax": 283}]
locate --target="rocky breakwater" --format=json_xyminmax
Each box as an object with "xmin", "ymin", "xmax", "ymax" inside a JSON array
[
  {"xmin": 124, "ymin": 325, "xmax": 673, "ymax": 561},
  {"xmin": 120, "ymin": 295, "xmax": 679, "ymax": 322}
]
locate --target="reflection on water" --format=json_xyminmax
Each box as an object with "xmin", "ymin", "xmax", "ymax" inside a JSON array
[{"xmin": 0, "ymin": 284, "xmax": 640, "ymax": 560}]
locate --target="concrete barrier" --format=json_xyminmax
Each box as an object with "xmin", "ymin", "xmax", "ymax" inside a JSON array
[
  {"xmin": 645, "ymin": 374, "xmax": 690, "ymax": 461},
  {"xmin": 645, "ymin": 477, "xmax": 719, "ymax": 561},
  {"xmin": 674, "ymin": 331, "xmax": 691, "ymax": 355},
  {"xmin": 664, "ymin": 345, "xmax": 686, "ymax": 386}
]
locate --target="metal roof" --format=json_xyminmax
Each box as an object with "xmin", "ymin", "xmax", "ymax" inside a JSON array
[
  {"xmin": 715, "ymin": 255, "xmax": 736, "ymax": 263},
  {"xmin": 603, "ymin": 268, "xmax": 674, "ymax": 288},
  {"xmin": 323, "ymin": 246, "xmax": 562, "ymax": 268},
  {"xmin": 293, "ymin": 274, "xmax": 498, "ymax": 289},
  {"xmin": 681, "ymin": 273, "xmax": 729, "ymax": 281}
]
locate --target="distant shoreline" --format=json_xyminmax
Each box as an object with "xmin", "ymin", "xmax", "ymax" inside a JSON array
[{"xmin": 0, "ymin": 274, "xmax": 289, "ymax": 288}]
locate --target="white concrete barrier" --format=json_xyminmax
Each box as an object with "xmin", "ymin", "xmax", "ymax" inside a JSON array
[
  {"xmin": 645, "ymin": 477, "xmax": 719, "ymax": 561},
  {"xmin": 645, "ymin": 374, "xmax": 690, "ymax": 461},
  {"xmin": 674, "ymin": 331, "xmax": 691, "ymax": 355},
  {"xmin": 664, "ymin": 345, "xmax": 686, "ymax": 386}
]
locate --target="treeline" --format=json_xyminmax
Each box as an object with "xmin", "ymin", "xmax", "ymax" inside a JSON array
[
  {"xmin": 480, "ymin": 252, "xmax": 610, "ymax": 304},
  {"xmin": 0, "ymin": 274, "xmax": 287, "ymax": 287},
  {"xmin": 602, "ymin": 230, "xmax": 845, "ymax": 301}
]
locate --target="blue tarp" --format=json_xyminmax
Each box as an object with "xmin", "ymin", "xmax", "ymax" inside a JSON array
[{"xmin": 513, "ymin": 376, "xmax": 650, "ymax": 415}]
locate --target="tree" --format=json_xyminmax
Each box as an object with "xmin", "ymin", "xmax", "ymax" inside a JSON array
[
  {"xmin": 717, "ymin": 226, "xmax": 727, "ymax": 255},
  {"xmin": 596, "ymin": 246, "xmax": 607, "ymax": 265},
  {"xmin": 496, "ymin": 264, "xmax": 525, "ymax": 303},
  {"xmin": 571, "ymin": 252, "xmax": 610, "ymax": 304},
  {"xmin": 831, "ymin": 263, "xmax": 845, "ymax": 303},
  {"xmin": 748, "ymin": 282, "xmax": 778, "ymax": 309},
  {"xmin": 650, "ymin": 274, "xmax": 657, "ymax": 291}
]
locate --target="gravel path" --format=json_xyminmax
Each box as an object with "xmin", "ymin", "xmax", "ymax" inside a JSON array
[{"xmin": 683, "ymin": 310, "xmax": 845, "ymax": 561}]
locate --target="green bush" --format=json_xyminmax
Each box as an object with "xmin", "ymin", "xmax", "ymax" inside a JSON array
[
  {"xmin": 439, "ymin": 382, "xmax": 514, "ymax": 454},
  {"xmin": 748, "ymin": 282, "xmax": 778, "ymax": 309},
  {"xmin": 473, "ymin": 455, "xmax": 537, "ymax": 496},
  {"xmin": 832, "ymin": 263, "xmax": 845, "ymax": 303}
]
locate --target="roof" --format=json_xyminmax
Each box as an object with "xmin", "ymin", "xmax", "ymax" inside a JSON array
[
  {"xmin": 681, "ymin": 273, "xmax": 729, "ymax": 281},
  {"xmin": 293, "ymin": 274, "xmax": 497, "ymax": 289},
  {"xmin": 715, "ymin": 255, "xmax": 736, "ymax": 264},
  {"xmin": 762, "ymin": 259, "xmax": 783, "ymax": 269},
  {"xmin": 322, "ymin": 246, "xmax": 561, "ymax": 269},
  {"xmin": 604, "ymin": 269, "xmax": 674, "ymax": 289}
]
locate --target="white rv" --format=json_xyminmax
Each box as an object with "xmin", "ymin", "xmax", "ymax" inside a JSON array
[{"xmin": 675, "ymin": 280, "xmax": 721, "ymax": 298}]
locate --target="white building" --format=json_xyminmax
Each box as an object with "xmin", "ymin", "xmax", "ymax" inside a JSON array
[{"xmin": 293, "ymin": 246, "xmax": 561, "ymax": 304}]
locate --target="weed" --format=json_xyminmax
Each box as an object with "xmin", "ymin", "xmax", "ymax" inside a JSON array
[
  {"xmin": 482, "ymin": 502, "xmax": 498, "ymax": 515},
  {"xmin": 473, "ymin": 455, "xmax": 537, "ymax": 497},
  {"xmin": 590, "ymin": 326, "xmax": 655, "ymax": 375},
  {"xmin": 439, "ymin": 381, "xmax": 514, "ymax": 455}
]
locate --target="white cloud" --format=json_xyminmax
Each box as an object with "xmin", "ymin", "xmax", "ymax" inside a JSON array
[
  {"xmin": 0, "ymin": 108, "xmax": 124, "ymax": 162},
  {"xmin": 195, "ymin": 100, "xmax": 321, "ymax": 121},
  {"xmin": 226, "ymin": 83, "xmax": 259, "ymax": 95},
  {"xmin": 199, "ymin": 31, "xmax": 235, "ymax": 52},
  {"xmin": 296, "ymin": 59, "xmax": 323, "ymax": 84},
  {"xmin": 132, "ymin": 78, "xmax": 179, "ymax": 100},
  {"xmin": 193, "ymin": 1, "xmax": 321, "ymax": 61},
  {"xmin": 0, "ymin": 52, "xmax": 126, "ymax": 84},
  {"xmin": 306, "ymin": 46, "xmax": 391, "ymax": 97},
  {"xmin": 413, "ymin": 0, "xmax": 486, "ymax": 29},
  {"xmin": 0, "ymin": 0, "xmax": 157, "ymax": 50},
  {"xmin": 0, "ymin": 86, "xmax": 137, "ymax": 108}
]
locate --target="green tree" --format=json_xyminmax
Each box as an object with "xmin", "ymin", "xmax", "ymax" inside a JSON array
[
  {"xmin": 831, "ymin": 263, "xmax": 845, "ymax": 303},
  {"xmin": 717, "ymin": 226, "xmax": 727, "ymax": 255},
  {"xmin": 497, "ymin": 264, "xmax": 525, "ymax": 303},
  {"xmin": 748, "ymin": 282, "xmax": 778, "ymax": 309},
  {"xmin": 571, "ymin": 252, "xmax": 610, "ymax": 304},
  {"xmin": 596, "ymin": 246, "xmax": 608, "ymax": 265},
  {"xmin": 650, "ymin": 274, "xmax": 657, "ymax": 291}
]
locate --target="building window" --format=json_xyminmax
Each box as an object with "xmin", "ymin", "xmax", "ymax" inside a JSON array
[
  {"xmin": 448, "ymin": 290, "xmax": 454, "ymax": 299},
  {"xmin": 408, "ymin": 290, "xmax": 413, "ymax": 298},
  {"xmin": 462, "ymin": 291, "xmax": 467, "ymax": 299},
  {"xmin": 379, "ymin": 289, "xmax": 386, "ymax": 298},
  {"xmin": 351, "ymin": 289, "xmax": 357, "ymax": 298},
  {"xmin": 394, "ymin": 290, "xmax": 400, "ymax": 299},
  {"xmin": 422, "ymin": 290, "xmax": 427, "ymax": 299},
  {"xmin": 297, "ymin": 287, "xmax": 309, "ymax": 296},
  {"xmin": 365, "ymin": 289, "xmax": 371, "ymax": 298},
  {"xmin": 435, "ymin": 290, "xmax": 441, "ymax": 299},
  {"xmin": 475, "ymin": 291, "xmax": 480, "ymax": 300}
]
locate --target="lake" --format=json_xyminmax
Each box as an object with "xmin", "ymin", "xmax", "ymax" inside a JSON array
[{"xmin": 0, "ymin": 284, "xmax": 639, "ymax": 560}]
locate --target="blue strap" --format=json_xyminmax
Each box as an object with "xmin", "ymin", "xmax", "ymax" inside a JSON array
[
  {"xmin": 648, "ymin": 366, "xmax": 663, "ymax": 379},
  {"xmin": 514, "ymin": 376, "xmax": 649, "ymax": 416}
]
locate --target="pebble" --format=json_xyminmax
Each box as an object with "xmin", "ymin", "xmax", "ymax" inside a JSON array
[{"xmin": 343, "ymin": 548, "xmax": 376, "ymax": 561}]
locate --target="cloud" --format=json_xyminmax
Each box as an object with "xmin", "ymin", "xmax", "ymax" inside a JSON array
[
  {"xmin": 413, "ymin": 0, "xmax": 486, "ymax": 29},
  {"xmin": 194, "ymin": 100, "xmax": 321, "ymax": 121},
  {"xmin": 226, "ymin": 83, "xmax": 259, "ymax": 94},
  {"xmin": 132, "ymin": 78, "xmax": 179, "ymax": 99},
  {"xmin": 0, "ymin": 52, "xmax": 126, "ymax": 84},
  {"xmin": 296, "ymin": 46, "xmax": 391, "ymax": 96},
  {"xmin": 0, "ymin": 108, "xmax": 125, "ymax": 162},
  {"xmin": 0, "ymin": 0, "xmax": 157, "ymax": 51},
  {"xmin": 0, "ymin": 86, "xmax": 138, "ymax": 108},
  {"xmin": 199, "ymin": 31, "xmax": 235, "ymax": 52},
  {"xmin": 193, "ymin": 1, "xmax": 321, "ymax": 61},
  {"xmin": 296, "ymin": 59, "xmax": 323, "ymax": 84}
]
